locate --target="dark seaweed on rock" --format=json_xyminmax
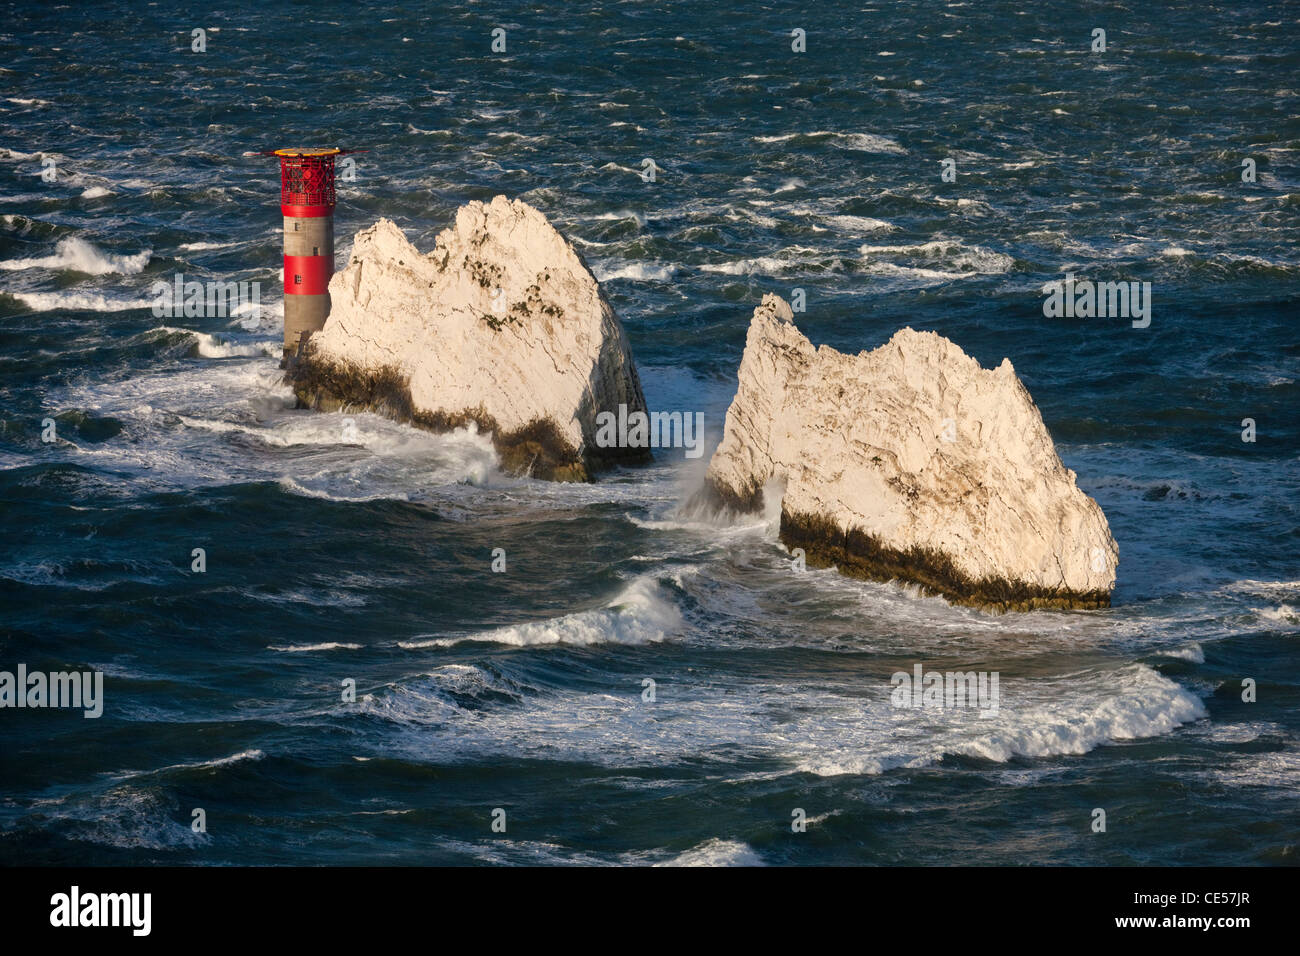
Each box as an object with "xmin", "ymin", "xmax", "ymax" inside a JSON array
[
  {"xmin": 779, "ymin": 509, "xmax": 1112, "ymax": 612},
  {"xmin": 288, "ymin": 344, "xmax": 648, "ymax": 482}
]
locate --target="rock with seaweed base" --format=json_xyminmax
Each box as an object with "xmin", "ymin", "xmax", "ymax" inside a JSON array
[
  {"xmin": 703, "ymin": 293, "xmax": 1118, "ymax": 611},
  {"xmin": 290, "ymin": 195, "xmax": 650, "ymax": 480}
]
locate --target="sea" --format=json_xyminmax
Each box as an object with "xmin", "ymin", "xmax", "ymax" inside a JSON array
[{"xmin": 0, "ymin": 1, "xmax": 1297, "ymax": 865}]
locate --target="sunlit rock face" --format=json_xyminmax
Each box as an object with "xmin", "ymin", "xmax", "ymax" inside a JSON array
[
  {"xmin": 291, "ymin": 196, "xmax": 649, "ymax": 481},
  {"xmin": 704, "ymin": 293, "xmax": 1118, "ymax": 611}
]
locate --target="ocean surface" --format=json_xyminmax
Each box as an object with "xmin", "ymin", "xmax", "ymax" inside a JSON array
[{"xmin": 1, "ymin": 1, "xmax": 1297, "ymax": 865}]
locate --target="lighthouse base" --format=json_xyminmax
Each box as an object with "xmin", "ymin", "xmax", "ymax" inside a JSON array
[{"xmin": 283, "ymin": 293, "xmax": 331, "ymax": 364}]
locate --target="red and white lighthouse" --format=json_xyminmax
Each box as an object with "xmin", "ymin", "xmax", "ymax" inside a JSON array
[{"xmin": 273, "ymin": 147, "xmax": 342, "ymax": 363}]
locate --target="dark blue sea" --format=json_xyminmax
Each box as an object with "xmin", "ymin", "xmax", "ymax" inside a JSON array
[{"xmin": 1, "ymin": 1, "xmax": 1297, "ymax": 865}]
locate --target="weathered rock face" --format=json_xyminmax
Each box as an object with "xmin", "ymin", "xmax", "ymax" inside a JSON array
[
  {"xmin": 704, "ymin": 293, "xmax": 1118, "ymax": 611},
  {"xmin": 290, "ymin": 196, "xmax": 650, "ymax": 480}
]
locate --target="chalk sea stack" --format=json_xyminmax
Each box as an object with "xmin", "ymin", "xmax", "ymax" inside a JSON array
[
  {"xmin": 289, "ymin": 196, "xmax": 650, "ymax": 481},
  {"xmin": 704, "ymin": 294, "xmax": 1118, "ymax": 611}
]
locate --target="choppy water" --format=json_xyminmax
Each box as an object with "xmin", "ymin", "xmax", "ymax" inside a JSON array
[{"xmin": 1, "ymin": 1, "xmax": 1297, "ymax": 865}]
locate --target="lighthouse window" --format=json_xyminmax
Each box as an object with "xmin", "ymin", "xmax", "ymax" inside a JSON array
[
  {"xmin": 293, "ymin": 222, "xmax": 299, "ymax": 231},
  {"xmin": 294, "ymin": 275, "xmax": 301, "ymax": 284},
  {"xmin": 312, "ymin": 247, "xmax": 318, "ymax": 255}
]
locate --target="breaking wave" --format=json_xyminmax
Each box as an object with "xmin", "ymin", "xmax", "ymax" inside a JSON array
[
  {"xmin": 0, "ymin": 236, "xmax": 150, "ymax": 274},
  {"xmin": 402, "ymin": 575, "xmax": 683, "ymax": 648}
]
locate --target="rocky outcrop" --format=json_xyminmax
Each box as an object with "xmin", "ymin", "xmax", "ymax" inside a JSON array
[
  {"xmin": 704, "ymin": 293, "xmax": 1118, "ymax": 611},
  {"xmin": 290, "ymin": 196, "xmax": 649, "ymax": 481}
]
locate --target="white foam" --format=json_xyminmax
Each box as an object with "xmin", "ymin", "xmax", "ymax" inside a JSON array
[
  {"xmin": 410, "ymin": 575, "xmax": 682, "ymax": 648},
  {"xmin": 1204, "ymin": 746, "xmax": 1300, "ymax": 790},
  {"xmin": 268, "ymin": 642, "xmax": 362, "ymax": 652},
  {"xmin": 0, "ymin": 236, "xmax": 150, "ymax": 274},
  {"xmin": 700, "ymin": 245, "xmax": 844, "ymax": 276},
  {"xmin": 795, "ymin": 665, "xmax": 1206, "ymax": 777},
  {"xmin": 1187, "ymin": 721, "xmax": 1278, "ymax": 745},
  {"xmin": 0, "ymin": 560, "xmax": 120, "ymax": 590},
  {"xmin": 858, "ymin": 239, "xmax": 1013, "ymax": 275},
  {"xmin": 656, "ymin": 839, "xmax": 765, "ymax": 867},
  {"xmin": 0, "ymin": 146, "xmax": 56, "ymax": 161},
  {"xmin": 367, "ymin": 567, "xmax": 1207, "ymax": 778},
  {"xmin": 829, "ymin": 132, "xmax": 906, "ymax": 153},
  {"xmin": 277, "ymin": 476, "xmax": 410, "ymax": 504},
  {"xmin": 0, "ymin": 191, "xmax": 55, "ymax": 204},
  {"xmin": 754, "ymin": 130, "xmax": 905, "ymax": 154},
  {"xmin": 179, "ymin": 240, "xmax": 234, "ymax": 251},
  {"xmin": 588, "ymin": 209, "xmax": 646, "ymax": 227},
  {"xmin": 1223, "ymin": 579, "xmax": 1300, "ymax": 594},
  {"xmin": 151, "ymin": 749, "xmax": 266, "ymax": 772},
  {"xmin": 1212, "ymin": 582, "xmax": 1300, "ymax": 630},
  {"xmin": 8, "ymin": 290, "xmax": 155, "ymax": 312},
  {"xmin": 27, "ymin": 785, "xmax": 209, "ymax": 850},
  {"xmin": 1257, "ymin": 605, "xmax": 1299, "ymax": 627},
  {"xmin": 866, "ymin": 262, "xmax": 974, "ymax": 283},
  {"xmin": 821, "ymin": 214, "xmax": 895, "ymax": 234},
  {"xmin": 194, "ymin": 331, "xmax": 273, "ymax": 358},
  {"xmin": 152, "ymin": 326, "xmax": 276, "ymax": 358},
  {"xmin": 44, "ymin": 356, "xmax": 507, "ymax": 501},
  {"xmin": 592, "ymin": 260, "xmax": 676, "ymax": 282},
  {"xmin": 356, "ymin": 664, "xmax": 527, "ymax": 725},
  {"xmin": 597, "ymin": 161, "xmax": 641, "ymax": 176}
]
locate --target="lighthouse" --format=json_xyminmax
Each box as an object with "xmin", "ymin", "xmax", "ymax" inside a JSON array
[{"xmin": 273, "ymin": 147, "xmax": 340, "ymax": 364}]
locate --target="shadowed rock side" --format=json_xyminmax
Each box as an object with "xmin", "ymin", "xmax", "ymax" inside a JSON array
[
  {"xmin": 288, "ymin": 195, "xmax": 650, "ymax": 481},
  {"xmin": 703, "ymin": 293, "xmax": 1118, "ymax": 611}
]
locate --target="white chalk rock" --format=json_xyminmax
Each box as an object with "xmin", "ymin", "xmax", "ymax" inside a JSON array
[
  {"xmin": 705, "ymin": 293, "xmax": 1118, "ymax": 610},
  {"xmin": 293, "ymin": 196, "xmax": 649, "ymax": 480}
]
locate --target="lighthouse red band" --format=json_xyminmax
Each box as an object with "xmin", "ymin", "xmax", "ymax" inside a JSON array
[
  {"xmin": 276, "ymin": 147, "xmax": 339, "ymax": 361},
  {"xmin": 283, "ymin": 255, "xmax": 331, "ymax": 295}
]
